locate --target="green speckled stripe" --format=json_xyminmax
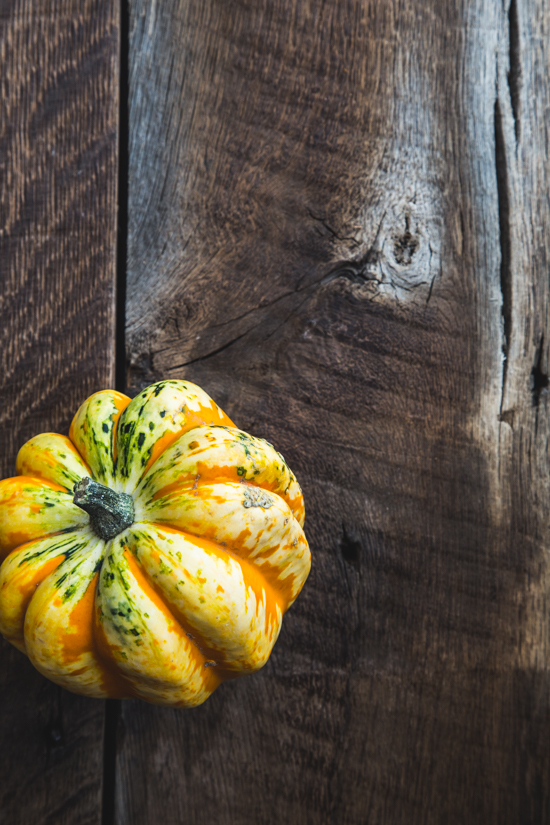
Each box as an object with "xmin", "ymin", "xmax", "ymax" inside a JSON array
[
  {"xmin": 14, "ymin": 530, "xmax": 92, "ymax": 569},
  {"xmin": 139, "ymin": 481, "xmax": 310, "ymax": 603},
  {"xmin": 0, "ymin": 530, "xmax": 96, "ymax": 645},
  {"xmin": 0, "ymin": 477, "xmax": 89, "ymax": 556},
  {"xmin": 48, "ymin": 534, "xmax": 105, "ymax": 605},
  {"xmin": 96, "ymin": 532, "xmax": 217, "ymax": 706},
  {"xmin": 96, "ymin": 534, "xmax": 152, "ymax": 656},
  {"xmin": 16, "ymin": 434, "xmax": 91, "ymax": 491},
  {"xmin": 70, "ymin": 390, "xmax": 130, "ymax": 488},
  {"xmin": 125, "ymin": 523, "xmax": 282, "ymax": 673},
  {"xmin": 135, "ymin": 425, "xmax": 303, "ymax": 520},
  {"xmin": 22, "ymin": 534, "xmax": 109, "ymax": 696},
  {"xmin": 115, "ymin": 380, "xmax": 232, "ymax": 494}
]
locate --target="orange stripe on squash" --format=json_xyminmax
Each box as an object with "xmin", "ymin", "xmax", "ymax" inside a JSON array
[
  {"xmin": 122, "ymin": 548, "xmax": 221, "ymax": 691},
  {"xmin": 0, "ymin": 553, "xmax": 65, "ymax": 647},
  {"xmin": 142, "ymin": 405, "xmax": 235, "ymax": 477},
  {"xmin": 149, "ymin": 523, "xmax": 285, "ymax": 619},
  {"xmin": 57, "ymin": 572, "xmax": 133, "ymax": 699}
]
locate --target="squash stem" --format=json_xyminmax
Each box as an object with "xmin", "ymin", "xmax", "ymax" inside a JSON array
[{"xmin": 73, "ymin": 477, "xmax": 134, "ymax": 541}]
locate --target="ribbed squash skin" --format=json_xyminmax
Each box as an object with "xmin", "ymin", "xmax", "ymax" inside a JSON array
[{"xmin": 0, "ymin": 380, "xmax": 310, "ymax": 707}]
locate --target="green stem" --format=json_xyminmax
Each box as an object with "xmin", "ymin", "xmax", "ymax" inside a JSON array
[{"xmin": 73, "ymin": 477, "xmax": 134, "ymax": 541}]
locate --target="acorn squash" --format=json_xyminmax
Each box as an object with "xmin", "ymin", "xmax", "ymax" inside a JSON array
[{"xmin": 0, "ymin": 380, "xmax": 310, "ymax": 706}]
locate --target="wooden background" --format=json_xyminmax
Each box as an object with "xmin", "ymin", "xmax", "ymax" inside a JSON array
[{"xmin": 1, "ymin": 0, "xmax": 549, "ymax": 823}]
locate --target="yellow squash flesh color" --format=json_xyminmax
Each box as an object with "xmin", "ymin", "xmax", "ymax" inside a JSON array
[{"xmin": 0, "ymin": 379, "xmax": 310, "ymax": 707}]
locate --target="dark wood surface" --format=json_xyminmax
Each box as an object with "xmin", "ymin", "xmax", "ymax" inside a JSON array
[
  {"xmin": 119, "ymin": 1, "xmax": 550, "ymax": 824},
  {"xmin": 2, "ymin": 0, "xmax": 550, "ymax": 823},
  {"xmin": 0, "ymin": 2, "xmax": 119, "ymax": 823}
]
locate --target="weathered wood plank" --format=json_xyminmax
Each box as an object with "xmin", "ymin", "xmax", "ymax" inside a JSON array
[
  {"xmin": 119, "ymin": 1, "xmax": 550, "ymax": 822},
  {"xmin": 0, "ymin": 2, "xmax": 119, "ymax": 823}
]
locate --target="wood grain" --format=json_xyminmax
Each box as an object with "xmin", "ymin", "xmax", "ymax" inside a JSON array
[
  {"xmin": 0, "ymin": 2, "xmax": 119, "ymax": 823},
  {"xmin": 120, "ymin": 0, "xmax": 550, "ymax": 823}
]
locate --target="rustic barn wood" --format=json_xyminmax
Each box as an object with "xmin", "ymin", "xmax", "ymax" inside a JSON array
[
  {"xmin": 1, "ymin": 0, "xmax": 550, "ymax": 823},
  {"xmin": 118, "ymin": 1, "xmax": 550, "ymax": 824},
  {"xmin": 0, "ymin": 2, "xmax": 119, "ymax": 823}
]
